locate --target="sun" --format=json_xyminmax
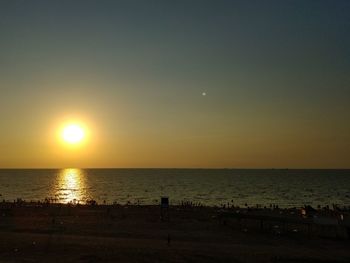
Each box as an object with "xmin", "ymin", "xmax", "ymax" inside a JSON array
[{"xmin": 62, "ymin": 124, "xmax": 85, "ymax": 144}]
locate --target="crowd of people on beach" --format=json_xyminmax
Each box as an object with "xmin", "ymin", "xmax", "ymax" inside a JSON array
[{"xmin": 1, "ymin": 196, "xmax": 350, "ymax": 216}]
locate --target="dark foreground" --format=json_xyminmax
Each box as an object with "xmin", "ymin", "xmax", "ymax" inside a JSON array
[{"xmin": 0, "ymin": 203, "xmax": 350, "ymax": 263}]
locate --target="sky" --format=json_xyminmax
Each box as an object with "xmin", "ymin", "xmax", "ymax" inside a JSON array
[{"xmin": 0, "ymin": 0, "xmax": 349, "ymax": 168}]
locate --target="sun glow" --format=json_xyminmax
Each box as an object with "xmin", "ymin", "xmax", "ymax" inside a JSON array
[{"xmin": 62, "ymin": 124, "xmax": 85, "ymax": 144}]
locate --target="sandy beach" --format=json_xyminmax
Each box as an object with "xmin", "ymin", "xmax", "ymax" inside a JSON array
[{"xmin": 0, "ymin": 202, "xmax": 349, "ymax": 262}]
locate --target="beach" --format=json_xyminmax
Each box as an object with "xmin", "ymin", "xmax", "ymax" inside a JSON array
[{"xmin": 1, "ymin": 202, "xmax": 349, "ymax": 262}]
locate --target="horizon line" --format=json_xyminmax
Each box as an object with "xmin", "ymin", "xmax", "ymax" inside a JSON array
[{"xmin": 0, "ymin": 167, "xmax": 349, "ymax": 170}]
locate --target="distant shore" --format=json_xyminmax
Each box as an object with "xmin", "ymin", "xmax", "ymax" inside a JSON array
[{"xmin": 0, "ymin": 201, "xmax": 349, "ymax": 262}]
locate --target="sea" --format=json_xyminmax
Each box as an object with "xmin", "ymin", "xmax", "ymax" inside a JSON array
[{"xmin": 0, "ymin": 169, "xmax": 349, "ymax": 208}]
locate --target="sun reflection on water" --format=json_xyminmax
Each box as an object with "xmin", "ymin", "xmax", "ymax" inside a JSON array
[{"xmin": 53, "ymin": 168, "xmax": 88, "ymax": 203}]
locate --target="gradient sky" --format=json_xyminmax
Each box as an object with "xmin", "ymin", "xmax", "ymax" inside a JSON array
[{"xmin": 0, "ymin": 0, "xmax": 349, "ymax": 168}]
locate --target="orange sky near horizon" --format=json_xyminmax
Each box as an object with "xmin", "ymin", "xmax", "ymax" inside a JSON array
[{"xmin": 0, "ymin": 1, "xmax": 349, "ymax": 168}]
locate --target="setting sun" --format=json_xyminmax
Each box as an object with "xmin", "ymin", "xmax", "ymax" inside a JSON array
[{"xmin": 62, "ymin": 124, "xmax": 85, "ymax": 144}]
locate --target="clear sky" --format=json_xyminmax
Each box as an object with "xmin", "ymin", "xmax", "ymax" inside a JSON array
[{"xmin": 0, "ymin": 0, "xmax": 349, "ymax": 168}]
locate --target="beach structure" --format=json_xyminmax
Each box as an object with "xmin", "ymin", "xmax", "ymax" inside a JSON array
[
  {"xmin": 160, "ymin": 196, "xmax": 169, "ymax": 221},
  {"xmin": 219, "ymin": 208, "xmax": 350, "ymax": 239}
]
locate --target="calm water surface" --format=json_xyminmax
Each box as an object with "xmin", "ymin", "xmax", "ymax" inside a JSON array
[{"xmin": 0, "ymin": 169, "xmax": 349, "ymax": 207}]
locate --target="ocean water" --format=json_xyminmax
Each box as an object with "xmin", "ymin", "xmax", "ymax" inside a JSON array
[{"xmin": 0, "ymin": 169, "xmax": 349, "ymax": 208}]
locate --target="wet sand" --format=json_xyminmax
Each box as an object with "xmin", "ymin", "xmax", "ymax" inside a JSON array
[{"xmin": 0, "ymin": 203, "xmax": 349, "ymax": 262}]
